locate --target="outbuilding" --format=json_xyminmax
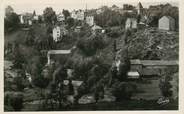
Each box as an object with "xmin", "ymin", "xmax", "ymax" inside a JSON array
[{"xmin": 159, "ymin": 16, "xmax": 175, "ymax": 31}]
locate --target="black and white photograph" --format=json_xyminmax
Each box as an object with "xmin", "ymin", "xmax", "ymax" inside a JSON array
[{"xmin": 2, "ymin": 0, "xmax": 182, "ymax": 112}]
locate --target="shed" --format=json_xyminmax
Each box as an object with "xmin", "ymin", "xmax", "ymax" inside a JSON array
[
  {"xmin": 159, "ymin": 16, "xmax": 175, "ymax": 31},
  {"xmin": 127, "ymin": 71, "xmax": 140, "ymax": 79}
]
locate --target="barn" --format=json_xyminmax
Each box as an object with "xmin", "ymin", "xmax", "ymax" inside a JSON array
[{"xmin": 159, "ymin": 16, "xmax": 175, "ymax": 31}]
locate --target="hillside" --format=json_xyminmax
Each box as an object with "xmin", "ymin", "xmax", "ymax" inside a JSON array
[{"xmin": 127, "ymin": 27, "xmax": 179, "ymax": 60}]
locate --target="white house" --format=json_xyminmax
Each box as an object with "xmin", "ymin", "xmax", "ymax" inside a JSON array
[
  {"xmin": 53, "ymin": 26, "xmax": 61, "ymax": 42},
  {"xmin": 71, "ymin": 10, "xmax": 85, "ymax": 21},
  {"xmin": 125, "ymin": 18, "xmax": 137, "ymax": 29},
  {"xmin": 19, "ymin": 12, "xmax": 36, "ymax": 25},
  {"xmin": 159, "ymin": 16, "xmax": 175, "ymax": 31},
  {"xmin": 53, "ymin": 26, "xmax": 68, "ymax": 42},
  {"xmin": 19, "ymin": 15, "xmax": 24, "ymax": 24},
  {"xmin": 57, "ymin": 13, "xmax": 65, "ymax": 22},
  {"xmin": 28, "ymin": 20, "xmax": 32, "ymax": 25},
  {"xmin": 86, "ymin": 16, "xmax": 94, "ymax": 26}
]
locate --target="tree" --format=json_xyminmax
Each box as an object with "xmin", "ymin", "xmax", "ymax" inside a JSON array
[
  {"xmin": 5, "ymin": 5, "xmax": 14, "ymax": 17},
  {"xmin": 62, "ymin": 9, "xmax": 70, "ymax": 20},
  {"xmin": 38, "ymin": 15, "xmax": 43, "ymax": 23},
  {"xmin": 66, "ymin": 18, "xmax": 74, "ymax": 28},
  {"xmin": 13, "ymin": 71, "xmax": 26, "ymax": 91},
  {"xmin": 43, "ymin": 7, "xmax": 57, "ymax": 24},
  {"xmin": 25, "ymin": 29, "xmax": 35, "ymax": 46},
  {"xmin": 9, "ymin": 93, "xmax": 24, "ymax": 111},
  {"xmin": 77, "ymin": 35, "xmax": 106, "ymax": 56},
  {"xmin": 12, "ymin": 43, "xmax": 25, "ymax": 69},
  {"xmin": 159, "ymin": 73, "xmax": 173, "ymax": 98},
  {"xmin": 123, "ymin": 4, "xmax": 135, "ymax": 10},
  {"xmin": 111, "ymin": 81, "xmax": 137, "ymax": 101},
  {"xmin": 5, "ymin": 12, "xmax": 20, "ymax": 33},
  {"xmin": 95, "ymin": 8, "xmax": 126, "ymax": 27}
]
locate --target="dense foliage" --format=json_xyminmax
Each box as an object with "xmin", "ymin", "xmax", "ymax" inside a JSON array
[{"xmin": 5, "ymin": 6, "xmax": 20, "ymax": 33}]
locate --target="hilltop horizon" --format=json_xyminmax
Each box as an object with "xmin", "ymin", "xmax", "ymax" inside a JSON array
[{"xmin": 5, "ymin": 0, "xmax": 179, "ymax": 15}]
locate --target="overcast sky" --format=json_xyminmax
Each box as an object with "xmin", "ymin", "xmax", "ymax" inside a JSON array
[{"xmin": 5, "ymin": 0, "xmax": 179, "ymax": 15}]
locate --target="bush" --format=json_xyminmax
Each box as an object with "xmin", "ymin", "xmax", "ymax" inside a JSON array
[
  {"xmin": 5, "ymin": 93, "xmax": 23, "ymax": 111},
  {"xmin": 107, "ymin": 28, "xmax": 124, "ymax": 38},
  {"xmin": 159, "ymin": 74, "xmax": 173, "ymax": 98},
  {"xmin": 77, "ymin": 35, "xmax": 107, "ymax": 56},
  {"xmin": 111, "ymin": 81, "xmax": 137, "ymax": 101}
]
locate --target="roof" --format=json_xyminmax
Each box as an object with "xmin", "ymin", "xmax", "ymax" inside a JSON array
[
  {"xmin": 92, "ymin": 25, "xmax": 102, "ymax": 30},
  {"xmin": 126, "ymin": 18, "xmax": 137, "ymax": 23},
  {"xmin": 160, "ymin": 16, "xmax": 175, "ymax": 21},
  {"xmin": 131, "ymin": 59, "xmax": 178, "ymax": 66},
  {"xmin": 127, "ymin": 71, "xmax": 140, "ymax": 76},
  {"xmin": 48, "ymin": 50, "xmax": 71, "ymax": 55},
  {"xmin": 141, "ymin": 60, "xmax": 178, "ymax": 66},
  {"xmin": 137, "ymin": 2, "xmax": 143, "ymax": 9},
  {"xmin": 130, "ymin": 59, "xmax": 141, "ymax": 65},
  {"xmin": 76, "ymin": 26, "xmax": 82, "ymax": 29}
]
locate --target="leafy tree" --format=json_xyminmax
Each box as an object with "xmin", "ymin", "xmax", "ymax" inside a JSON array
[
  {"xmin": 77, "ymin": 35, "xmax": 106, "ymax": 56},
  {"xmin": 9, "ymin": 93, "xmax": 24, "ymax": 111},
  {"xmin": 159, "ymin": 72, "xmax": 173, "ymax": 98},
  {"xmin": 66, "ymin": 18, "xmax": 74, "ymax": 28},
  {"xmin": 5, "ymin": 12, "xmax": 20, "ymax": 33},
  {"xmin": 32, "ymin": 75, "xmax": 50, "ymax": 102},
  {"xmin": 12, "ymin": 44, "xmax": 25, "ymax": 69},
  {"xmin": 43, "ymin": 7, "xmax": 57, "ymax": 24},
  {"xmin": 5, "ymin": 5, "xmax": 14, "ymax": 17},
  {"xmin": 111, "ymin": 81, "xmax": 137, "ymax": 101},
  {"xmin": 95, "ymin": 7, "xmax": 126, "ymax": 27},
  {"xmin": 62, "ymin": 9, "xmax": 70, "ymax": 20},
  {"xmin": 13, "ymin": 73, "xmax": 26, "ymax": 91},
  {"xmin": 25, "ymin": 29, "xmax": 35, "ymax": 46},
  {"xmin": 38, "ymin": 15, "xmax": 43, "ymax": 23},
  {"xmin": 123, "ymin": 4, "xmax": 135, "ymax": 10}
]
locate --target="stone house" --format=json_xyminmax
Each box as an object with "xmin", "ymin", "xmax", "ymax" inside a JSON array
[{"xmin": 159, "ymin": 16, "xmax": 175, "ymax": 31}]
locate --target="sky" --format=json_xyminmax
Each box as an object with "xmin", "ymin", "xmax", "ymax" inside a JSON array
[{"xmin": 4, "ymin": 0, "xmax": 179, "ymax": 15}]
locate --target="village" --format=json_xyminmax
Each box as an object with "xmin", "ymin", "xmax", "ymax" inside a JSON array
[{"xmin": 4, "ymin": 2, "xmax": 179, "ymax": 111}]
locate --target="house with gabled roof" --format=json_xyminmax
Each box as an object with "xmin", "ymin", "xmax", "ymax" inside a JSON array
[{"xmin": 159, "ymin": 16, "xmax": 175, "ymax": 31}]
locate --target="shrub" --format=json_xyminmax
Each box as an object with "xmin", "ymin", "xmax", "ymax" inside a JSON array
[
  {"xmin": 107, "ymin": 29, "xmax": 123, "ymax": 38},
  {"xmin": 77, "ymin": 35, "xmax": 107, "ymax": 56},
  {"xmin": 111, "ymin": 81, "xmax": 137, "ymax": 101},
  {"xmin": 9, "ymin": 93, "xmax": 24, "ymax": 111}
]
